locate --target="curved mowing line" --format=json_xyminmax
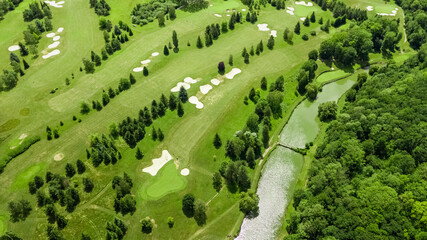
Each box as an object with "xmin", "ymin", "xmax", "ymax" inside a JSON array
[{"xmin": 140, "ymin": 161, "xmax": 187, "ymax": 201}]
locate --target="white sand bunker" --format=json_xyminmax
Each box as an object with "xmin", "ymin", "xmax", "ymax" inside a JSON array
[
  {"xmin": 300, "ymin": 17, "xmax": 306, "ymax": 21},
  {"xmin": 46, "ymin": 33, "xmax": 55, "ymax": 38},
  {"xmin": 200, "ymin": 84, "xmax": 212, "ymax": 94},
  {"xmin": 11, "ymin": 133, "xmax": 28, "ymax": 148},
  {"xmin": 48, "ymin": 41, "xmax": 60, "ymax": 49},
  {"xmin": 151, "ymin": 52, "xmax": 159, "ymax": 57},
  {"xmin": 286, "ymin": 7, "xmax": 295, "ymax": 15},
  {"xmin": 392, "ymin": 10, "xmax": 397, "ymax": 14},
  {"xmin": 270, "ymin": 30, "xmax": 277, "ymax": 37},
  {"xmin": 214, "ymin": 14, "xmax": 222, "ymax": 17},
  {"xmin": 133, "ymin": 67, "xmax": 144, "ymax": 72},
  {"xmin": 366, "ymin": 6, "xmax": 373, "ymax": 11},
  {"xmin": 225, "ymin": 68, "xmax": 242, "ymax": 79},
  {"xmin": 295, "ymin": 1, "xmax": 313, "ymax": 6},
  {"xmin": 189, "ymin": 96, "xmax": 204, "ymax": 109},
  {"xmin": 8, "ymin": 45, "xmax": 20, "ymax": 51},
  {"xmin": 180, "ymin": 168, "xmax": 190, "ymax": 176},
  {"xmin": 242, "ymin": 9, "xmax": 247, "ymax": 11},
  {"xmin": 171, "ymin": 82, "xmax": 190, "ymax": 92},
  {"xmin": 209, "ymin": 4, "xmax": 213, "ymax": 6},
  {"xmin": 287, "ymin": 7, "xmax": 295, "ymax": 11},
  {"xmin": 257, "ymin": 23, "xmax": 270, "ymax": 31},
  {"xmin": 42, "ymin": 49, "xmax": 60, "ymax": 59},
  {"xmin": 54, "ymin": 153, "xmax": 64, "ymax": 161},
  {"xmin": 377, "ymin": 12, "xmax": 396, "ymax": 16},
  {"xmin": 184, "ymin": 77, "xmax": 197, "ymax": 84},
  {"xmin": 53, "ymin": 36, "xmax": 60, "ymax": 41},
  {"xmin": 44, "ymin": 0, "xmax": 64, "ymax": 8},
  {"xmin": 57, "ymin": 27, "xmax": 64, "ymax": 33},
  {"xmin": 227, "ymin": 14, "xmax": 230, "ymax": 16},
  {"xmin": 143, "ymin": 150, "xmax": 173, "ymax": 176},
  {"xmin": 211, "ymin": 79, "xmax": 220, "ymax": 85},
  {"xmin": 141, "ymin": 59, "xmax": 151, "ymax": 65}
]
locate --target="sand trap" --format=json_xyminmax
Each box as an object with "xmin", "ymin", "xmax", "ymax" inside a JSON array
[
  {"xmin": 211, "ymin": 79, "xmax": 220, "ymax": 85},
  {"xmin": 287, "ymin": 7, "xmax": 295, "ymax": 11},
  {"xmin": 8, "ymin": 45, "xmax": 20, "ymax": 51},
  {"xmin": 200, "ymin": 84, "xmax": 212, "ymax": 94},
  {"xmin": 366, "ymin": 6, "xmax": 373, "ymax": 11},
  {"xmin": 295, "ymin": 1, "xmax": 313, "ymax": 6},
  {"xmin": 392, "ymin": 10, "xmax": 397, "ymax": 14},
  {"xmin": 142, "ymin": 150, "xmax": 173, "ymax": 176},
  {"xmin": 377, "ymin": 13, "xmax": 396, "ymax": 16},
  {"xmin": 257, "ymin": 23, "xmax": 270, "ymax": 31},
  {"xmin": 225, "ymin": 68, "xmax": 242, "ymax": 79},
  {"xmin": 184, "ymin": 77, "xmax": 197, "ymax": 84},
  {"xmin": 209, "ymin": 4, "xmax": 213, "ymax": 6},
  {"xmin": 54, "ymin": 153, "xmax": 64, "ymax": 161},
  {"xmin": 214, "ymin": 14, "xmax": 222, "ymax": 17},
  {"xmin": 180, "ymin": 168, "xmax": 190, "ymax": 176},
  {"xmin": 46, "ymin": 33, "xmax": 56, "ymax": 38},
  {"xmin": 57, "ymin": 27, "xmax": 64, "ymax": 33},
  {"xmin": 141, "ymin": 59, "xmax": 151, "ymax": 65},
  {"xmin": 44, "ymin": 0, "xmax": 63, "ymax": 8},
  {"xmin": 189, "ymin": 96, "xmax": 204, "ymax": 109},
  {"xmin": 53, "ymin": 36, "xmax": 60, "ymax": 41},
  {"xmin": 286, "ymin": 10, "xmax": 295, "ymax": 15},
  {"xmin": 227, "ymin": 14, "xmax": 230, "ymax": 16},
  {"xmin": 270, "ymin": 30, "xmax": 277, "ymax": 37},
  {"xmin": 395, "ymin": 8, "xmax": 398, "ymax": 10},
  {"xmin": 133, "ymin": 67, "xmax": 144, "ymax": 72},
  {"xmin": 151, "ymin": 52, "xmax": 159, "ymax": 57},
  {"xmin": 242, "ymin": 9, "xmax": 247, "ymax": 11},
  {"xmin": 300, "ymin": 17, "xmax": 306, "ymax": 21},
  {"xmin": 48, "ymin": 41, "xmax": 60, "ymax": 49},
  {"xmin": 19, "ymin": 134, "xmax": 27, "ymax": 140},
  {"xmin": 42, "ymin": 49, "xmax": 60, "ymax": 59},
  {"xmin": 171, "ymin": 82, "xmax": 191, "ymax": 92},
  {"xmin": 331, "ymin": 67, "xmax": 335, "ymax": 70}
]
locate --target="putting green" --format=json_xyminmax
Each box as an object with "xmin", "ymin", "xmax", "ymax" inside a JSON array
[
  {"xmin": 12, "ymin": 163, "xmax": 46, "ymax": 189},
  {"xmin": 0, "ymin": 215, "xmax": 6, "ymax": 235},
  {"xmin": 141, "ymin": 161, "xmax": 187, "ymax": 200},
  {"xmin": 316, "ymin": 70, "xmax": 350, "ymax": 83}
]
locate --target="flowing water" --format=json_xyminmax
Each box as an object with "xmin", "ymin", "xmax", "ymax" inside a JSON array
[{"xmin": 236, "ymin": 77, "xmax": 355, "ymax": 240}]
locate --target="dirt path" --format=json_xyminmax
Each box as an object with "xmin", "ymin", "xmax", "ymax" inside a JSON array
[{"xmin": 80, "ymin": 182, "xmax": 112, "ymax": 209}]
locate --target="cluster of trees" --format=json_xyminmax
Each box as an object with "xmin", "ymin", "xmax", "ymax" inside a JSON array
[
  {"xmin": 286, "ymin": 45, "xmax": 427, "ymax": 239},
  {"xmin": 360, "ymin": 17, "xmax": 402, "ymax": 55},
  {"xmin": 182, "ymin": 193, "xmax": 207, "ymax": 226},
  {"xmin": 0, "ymin": 231, "xmax": 23, "ymax": 239},
  {"xmin": 106, "ymin": 217, "xmax": 127, "ymax": 240},
  {"xmin": 8, "ymin": 199, "xmax": 32, "ymax": 222},
  {"xmin": 218, "ymin": 160, "xmax": 252, "ymax": 192},
  {"xmin": 0, "ymin": 0, "xmax": 23, "ymax": 20},
  {"xmin": 396, "ymin": 0, "xmax": 427, "ymax": 49},
  {"xmin": 111, "ymin": 91, "xmax": 185, "ymax": 148},
  {"xmin": 312, "ymin": 0, "xmax": 367, "ymax": 21},
  {"xmin": 22, "ymin": 2, "xmax": 51, "ymax": 22},
  {"xmin": 46, "ymin": 126, "xmax": 60, "ymax": 140},
  {"xmin": 112, "ymin": 173, "xmax": 136, "ymax": 216},
  {"xmin": 202, "ymin": 23, "xmax": 221, "ymax": 47},
  {"xmin": 131, "ymin": 0, "xmax": 176, "ymax": 26},
  {"xmin": 88, "ymin": 134, "xmax": 121, "ymax": 167},
  {"xmin": 89, "ymin": 0, "xmax": 110, "ymax": 16},
  {"xmin": 268, "ymin": 0, "xmax": 286, "ymax": 10},
  {"xmin": 45, "ymin": 173, "xmax": 81, "ymax": 213},
  {"xmin": 296, "ymin": 58, "xmax": 318, "ymax": 95},
  {"xmin": 240, "ymin": 40, "xmax": 264, "ymax": 64}
]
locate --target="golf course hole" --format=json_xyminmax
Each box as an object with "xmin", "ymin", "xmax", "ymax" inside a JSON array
[
  {"xmin": 142, "ymin": 161, "xmax": 187, "ymax": 200},
  {"xmin": 0, "ymin": 119, "xmax": 20, "ymax": 133},
  {"xmin": 54, "ymin": 153, "xmax": 64, "ymax": 161},
  {"xmin": 143, "ymin": 150, "xmax": 173, "ymax": 176},
  {"xmin": 20, "ymin": 108, "xmax": 30, "ymax": 116}
]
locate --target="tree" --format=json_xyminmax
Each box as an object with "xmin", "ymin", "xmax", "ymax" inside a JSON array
[
  {"xmin": 169, "ymin": 93, "xmax": 178, "ymax": 110},
  {"xmin": 177, "ymin": 101, "xmax": 184, "ymax": 117},
  {"xmin": 142, "ymin": 67, "xmax": 149, "ymax": 76},
  {"xmin": 169, "ymin": 6, "xmax": 176, "ymax": 20},
  {"xmin": 8, "ymin": 200, "xmax": 32, "ymax": 222},
  {"xmin": 261, "ymin": 77, "xmax": 267, "ymax": 90},
  {"xmin": 178, "ymin": 86, "xmax": 188, "ymax": 103},
  {"xmin": 28, "ymin": 181, "xmax": 37, "ymax": 194},
  {"xmin": 239, "ymin": 190, "xmax": 259, "ymax": 216},
  {"xmin": 76, "ymin": 159, "xmax": 86, "ymax": 174},
  {"xmin": 141, "ymin": 218, "xmax": 153, "ymax": 234},
  {"xmin": 310, "ymin": 11, "xmax": 316, "ymax": 22},
  {"xmin": 163, "ymin": 45, "xmax": 169, "ymax": 55},
  {"xmin": 267, "ymin": 35, "xmax": 275, "ymax": 50},
  {"xmin": 283, "ymin": 27, "xmax": 293, "ymax": 43},
  {"xmin": 229, "ymin": 54, "xmax": 233, "ymax": 66},
  {"xmin": 158, "ymin": 128, "xmax": 164, "ymax": 141},
  {"xmin": 194, "ymin": 200, "xmax": 207, "ymax": 226},
  {"xmin": 19, "ymin": 42, "xmax": 28, "ymax": 56},
  {"xmin": 172, "ymin": 30, "xmax": 179, "ymax": 52},
  {"xmin": 135, "ymin": 147, "xmax": 143, "ymax": 160},
  {"xmin": 221, "ymin": 21, "xmax": 228, "ymax": 33},
  {"xmin": 308, "ymin": 49, "xmax": 318, "ymax": 60},
  {"xmin": 182, "ymin": 193, "xmax": 195, "ymax": 217},
  {"xmin": 82, "ymin": 58, "xmax": 95, "ymax": 74},
  {"xmin": 245, "ymin": 147, "xmax": 256, "ymax": 169},
  {"xmin": 34, "ymin": 176, "xmax": 44, "ymax": 189},
  {"xmin": 151, "ymin": 127, "xmax": 158, "ymax": 141},
  {"xmin": 212, "ymin": 172, "xmax": 222, "ymax": 192},
  {"xmin": 306, "ymin": 83, "xmax": 318, "ymax": 101},
  {"xmin": 213, "ymin": 133, "xmax": 222, "ymax": 149},
  {"xmin": 303, "ymin": 16, "xmax": 310, "ymax": 26},
  {"xmin": 318, "ymin": 101, "xmax": 337, "ymax": 122},
  {"xmin": 246, "ymin": 113, "xmax": 259, "ymax": 132},
  {"xmin": 56, "ymin": 214, "xmax": 68, "ymax": 229},
  {"xmin": 237, "ymin": 166, "xmax": 251, "ymax": 191},
  {"xmin": 218, "ymin": 61, "xmax": 225, "ymax": 74},
  {"xmin": 262, "ymin": 125, "xmax": 269, "ymax": 148},
  {"xmin": 267, "ymin": 91, "xmax": 284, "ymax": 118},
  {"xmin": 157, "ymin": 13, "xmax": 165, "ymax": 27},
  {"xmin": 65, "ymin": 163, "xmax": 76, "ymax": 178},
  {"xmin": 22, "ymin": 59, "xmax": 30, "ymax": 70},
  {"xmin": 80, "ymin": 102, "xmax": 91, "ymax": 115},
  {"xmin": 167, "ymin": 217, "xmax": 174, "ymax": 228},
  {"xmin": 244, "ymin": 52, "xmax": 250, "ymax": 64},
  {"xmin": 196, "ymin": 36, "xmax": 203, "ymax": 49},
  {"xmin": 0, "ymin": 232, "xmax": 23, "ymax": 240},
  {"xmin": 294, "ymin": 21, "xmax": 300, "ymax": 35}
]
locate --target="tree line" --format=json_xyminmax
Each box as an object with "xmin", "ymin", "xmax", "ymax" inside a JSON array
[{"xmin": 0, "ymin": 0, "xmax": 23, "ymax": 20}]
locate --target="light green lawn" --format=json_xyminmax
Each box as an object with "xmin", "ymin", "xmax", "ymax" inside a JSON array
[{"xmin": 316, "ymin": 69, "xmax": 350, "ymax": 83}]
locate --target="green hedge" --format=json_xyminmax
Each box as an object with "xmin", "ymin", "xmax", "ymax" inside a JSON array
[{"xmin": 0, "ymin": 135, "xmax": 40, "ymax": 173}]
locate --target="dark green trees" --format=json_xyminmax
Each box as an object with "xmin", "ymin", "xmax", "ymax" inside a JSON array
[
  {"xmin": 182, "ymin": 193, "xmax": 195, "ymax": 217},
  {"xmin": 214, "ymin": 133, "xmax": 222, "ymax": 149},
  {"xmin": 8, "ymin": 200, "xmax": 32, "ymax": 222},
  {"xmin": 172, "ymin": 30, "xmax": 179, "ymax": 52},
  {"xmin": 135, "ymin": 147, "xmax": 144, "ymax": 160},
  {"xmin": 267, "ymin": 35, "xmax": 275, "ymax": 50},
  {"xmin": 318, "ymin": 101, "xmax": 337, "ymax": 122},
  {"xmin": 178, "ymin": 86, "xmax": 188, "ymax": 103},
  {"xmin": 294, "ymin": 21, "xmax": 300, "ymax": 35}
]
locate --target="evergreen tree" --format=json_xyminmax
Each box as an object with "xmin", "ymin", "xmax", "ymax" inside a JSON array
[
  {"xmin": 177, "ymin": 101, "xmax": 184, "ymax": 117},
  {"xmin": 267, "ymin": 35, "xmax": 275, "ymax": 50},
  {"xmin": 164, "ymin": 45, "xmax": 169, "ymax": 55},
  {"xmin": 76, "ymin": 159, "xmax": 86, "ymax": 174},
  {"xmin": 221, "ymin": 21, "xmax": 228, "ymax": 33},
  {"xmin": 143, "ymin": 67, "xmax": 149, "ymax": 76},
  {"xmin": 196, "ymin": 36, "xmax": 203, "ymax": 49},
  {"xmin": 259, "ymin": 40, "xmax": 264, "ymax": 52},
  {"xmin": 242, "ymin": 47, "xmax": 247, "ymax": 57},
  {"xmin": 157, "ymin": 13, "xmax": 165, "ymax": 27},
  {"xmin": 19, "ymin": 42, "xmax": 28, "ymax": 56},
  {"xmin": 158, "ymin": 128, "xmax": 164, "ymax": 141},
  {"xmin": 151, "ymin": 128, "xmax": 158, "ymax": 141},
  {"xmin": 129, "ymin": 73, "xmax": 136, "ymax": 84},
  {"xmin": 83, "ymin": 178, "xmax": 94, "ymax": 193},
  {"xmin": 101, "ymin": 49, "xmax": 108, "ymax": 60},
  {"xmin": 310, "ymin": 11, "xmax": 316, "ymax": 22},
  {"xmin": 294, "ymin": 21, "xmax": 301, "ymax": 35},
  {"xmin": 213, "ymin": 133, "xmax": 222, "ymax": 149},
  {"xmin": 169, "ymin": 6, "xmax": 176, "ymax": 20},
  {"xmin": 212, "ymin": 172, "xmax": 222, "ymax": 192},
  {"xmin": 23, "ymin": 59, "xmax": 30, "ymax": 70},
  {"xmin": 262, "ymin": 125, "xmax": 269, "ymax": 148},
  {"xmin": 178, "ymin": 86, "xmax": 188, "ymax": 103},
  {"xmin": 250, "ymin": 46, "xmax": 255, "ymax": 56},
  {"xmin": 244, "ymin": 53, "xmax": 250, "ymax": 64},
  {"xmin": 261, "ymin": 77, "xmax": 267, "ymax": 90},
  {"xmin": 318, "ymin": 17, "xmax": 323, "ymax": 24},
  {"xmin": 65, "ymin": 163, "xmax": 76, "ymax": 178},
  {"xmin": 169, "ymin": 93, "xmax": 177, "ymax": 110},
  {"xmin": 303, "ymin": 16, "xmax": 310, "ymax": 26},
  {"xmin": 172, "ymin": 30, "xmax": 179, "ymax": 52},
  {"xmin": 135, "ymin": 147, "xmax": 143, "ymax": 160},
  {"xmin": 237, "ymin": 166, "xmax": 251, "ymax": 190}
]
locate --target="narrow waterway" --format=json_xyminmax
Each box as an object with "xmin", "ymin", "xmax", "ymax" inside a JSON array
[{"xmin": 236, "ymin": 77, "xmax": 355, "ymax": 240}]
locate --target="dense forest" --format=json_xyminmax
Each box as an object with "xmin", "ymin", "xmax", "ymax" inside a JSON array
[{"xmin": 286, "ymin": 45, "xmax": 427, "ymax": 239}]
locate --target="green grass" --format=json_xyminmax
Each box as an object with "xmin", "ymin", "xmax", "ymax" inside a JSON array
[
  {"xmin": 316, "ymin": 69, "xmax": 350, "ymax": 83},
  {"xmin": 139, "ymin": 161, "xmax": 187, "ymax": 200},
  {"xmin": 0, "ymin": 119, "xmax": 20, "ymax": 133},
  {"xmin": 0, "ymin": 215, "xmax": 6, "ymax": 235},
  {"xmin": 11, "ymin": 162, "xmax": 47, "ymax": 189}
]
